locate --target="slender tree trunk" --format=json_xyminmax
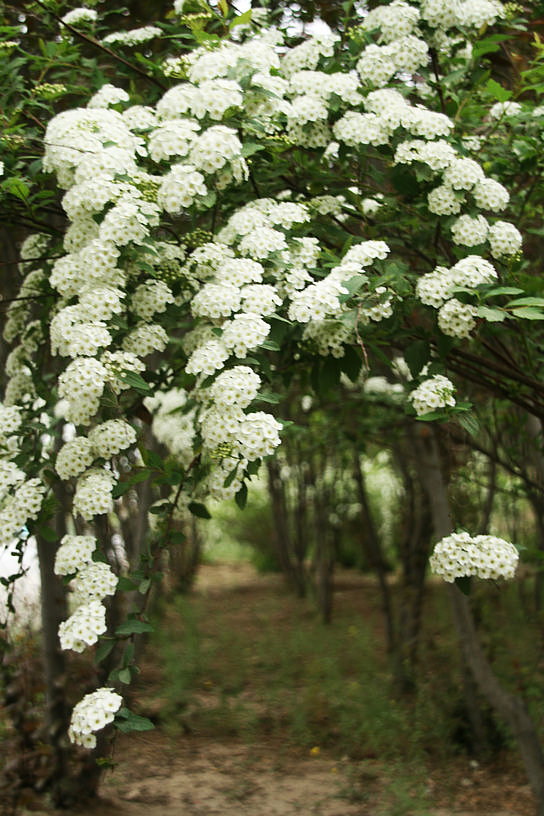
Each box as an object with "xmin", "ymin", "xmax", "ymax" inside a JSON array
[
  {"xmin": 34, "ymin": 463, "xmax": 71, "ymax": 803},
  {"xmin": 309, "ymin": 456, "xmax": 335, "ymax": 623},
  {"xmin": 267, "ymin": 459, "xmax": 305, "ymax": 596},
  {"xmin": 416, "ymin": 425, "xmax": 544, "ymax": 815},
  {"xmin": 394, "ymin": 440, "xmax": 434, "ymax": 688},
  {"xmin": 353, "ymin": 451, "xmax": 396, "ymax": 653}
]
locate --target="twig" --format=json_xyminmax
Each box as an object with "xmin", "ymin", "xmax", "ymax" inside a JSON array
[{"xmin": 29, "ymin": 0, "xmax": 167, "ymax": 92}]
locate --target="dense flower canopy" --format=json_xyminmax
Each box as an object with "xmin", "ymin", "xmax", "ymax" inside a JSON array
[{"xmin": 2, "ymin": 0, "xmax": 534, "ymax": 747}]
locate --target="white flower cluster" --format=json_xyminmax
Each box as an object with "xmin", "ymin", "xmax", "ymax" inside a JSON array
[
  {"xmin": 88, "ymin": 420, "xmax": 137, "ymax": 458},
  {"xmin": 0, "ymin": 403, "xmax": 22, "ymax": 445},
  {"xmin": 416, "ymin": 256, "xmax": 497, "ymax": 338},
  {"xmin": 210, "ymin": 366, "xmax": 261, "ymax": 408},
  {"xmin": 61, "ymin": 7, "xmax": 98, "ymax": 27},
  {"xmin": 103, "ymin": 27, "xmax": 162, "ymax": 46},
  {"xmin": 56, "ymin": 437, "xmax": 95, "ymax": 479},
  {"xmin": 489, "ymin": 100, "xmax": 521, "ymax": 120},
  {"xmin": 430, "ymin": 531, "xmax": 518, "ymax": 582},
  {"xmin": 88, "ymin": 84, "xmax": 129, "ymax": 109},
  {"xmin": 420, "ymin": 0, "xmax": 504, "ymax": 30},
  {"xmin": 409, "ymin": 375, "xmax": 456, "ymax": 415},
  {"xmin": 0, "ymin": 477, "xmax": 46, "ymax": 547},
  {"xmin": 54, "ymin": 534, "xmax": 97, "ymax": 575},
  {"xmin": 69, "ymin": 688, "xmax": 122, "ymax": 749},
  {"xmin": 72, "ymin": 561, "xmax": 118, "ymax": 605},
  {"xmin": 58, "ymin": 599, "xmax": 107, "ymax": 653},
  {"xmin": 73, "ymin": 468, "xmax": 116, "ymax": 520}
]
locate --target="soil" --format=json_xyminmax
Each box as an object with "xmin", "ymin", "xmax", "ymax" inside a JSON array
[{"xmin": 20, "ymin": 564, "xmax": 538, "ymax": 816}]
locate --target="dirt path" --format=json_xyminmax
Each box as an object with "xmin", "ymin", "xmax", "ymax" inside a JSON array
[
  {"xmin": 22, "ymin": 564, "xmax": 536, "ymax": 816},
  {"xmin": 70, "ymin": 729, "xmax": 526, "ymax": 816}
]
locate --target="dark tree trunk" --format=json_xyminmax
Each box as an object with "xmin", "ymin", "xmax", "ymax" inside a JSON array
[
  {"xmin": 267, "ymin": 459, "xmax": 306, "ymax": 597},
  {"xmin": 309, "ymin": 456, "xmax": 335, "ymax": 624},
  {"xmin": 416, "ymin": 425, "xmax": 544, "ymax": 816},
  {"xmin": 353, "ymin": 451, "xmax": 396, "ymax": 653}
]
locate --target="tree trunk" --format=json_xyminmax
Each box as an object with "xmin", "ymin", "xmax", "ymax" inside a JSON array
[
  {"xmin": 310, "ymin": 457, "xmax": 335, "ymax": 624},
  {"xmin": 353, "ymin": 451, "xmax": 396, "ymax": 653},
  {"xmin": 267, "ymin": 459, "xmax": 305, "ymax": 596},
  {"xmin": 416, "ymin": 425, "xmax": 544, "ymax": 815},
  {"xmin": 35, "ymin": 472, "xmax": 70, "ymax": 804}
]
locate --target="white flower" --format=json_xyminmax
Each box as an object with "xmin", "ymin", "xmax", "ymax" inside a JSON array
[
  {"xmin": 409, "ymin": 375, "xmax": 456, "ymax": 415},
  {"xmin": 438, "ymin": 298, "xmax": 477, "ymax": 338},
  {"xmin": 451, "ymin": 214, "xmax": 489, "ymax": 247},
  {"xmin": 54, "ymin": 535, "xmax": 96, "ymax": 575},
  {"xmin": 58, "ymin": 600, "xmax": 107, "ymax": 652},
  {"xmin": 73, "ymin": 468, "xmax": 116, "ymax": 520},
  {"xmin": 489, "ymin": 100, "xmax": 522, "ymax": 120},
  {"xmin": 69, "ymin": 688, "xmax": 123, "ymax": 749},
  {"xmin": 488, "ymin": 221, "xmax": 522, "ymax": 259},
  {"xmin": 61, "ymin": 8, "xmax": 98, "ymax": 26},
  {"xmin": 430, "ymin": 532, "xmax": 518, "ymax": 583},
  {"xmin": 88, "ymin": 420, "xmax": 137, "ymax": 459}
]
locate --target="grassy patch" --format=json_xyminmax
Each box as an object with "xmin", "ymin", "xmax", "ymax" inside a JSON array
[{"xmin": 150, "ymin": 575, "xmax": 462, "ymax": 767}]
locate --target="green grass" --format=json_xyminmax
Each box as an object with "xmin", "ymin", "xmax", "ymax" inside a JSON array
[{"xmin": 151, "ymin": 583, "xmax": 460, "ymax": 765}]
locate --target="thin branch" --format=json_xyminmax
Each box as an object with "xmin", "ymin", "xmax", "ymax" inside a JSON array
[{"xmin": 29, "ymin": 0, "xmax": 167, "ymax": 92}]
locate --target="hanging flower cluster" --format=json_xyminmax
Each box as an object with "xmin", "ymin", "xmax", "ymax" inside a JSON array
[{"xmin": 430, "ymin": 531, "xmax": 519, "ymax": 582}]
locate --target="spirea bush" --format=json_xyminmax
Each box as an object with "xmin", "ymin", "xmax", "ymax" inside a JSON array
[{"xmin": 2, "ymin": 0, "xmax": 537, "ymax": 748}]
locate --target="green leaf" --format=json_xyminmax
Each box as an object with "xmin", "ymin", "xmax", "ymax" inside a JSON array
[
  {"xmin": 130, "ymin": 469, "xmax": 153, "ymax": 484},
  {"xmin": 476, "ymin": 305, "xmax": 506, "ymax": 322},
  {"xmin": 436, "ymin": 334, "xmax": 454, "ymax": 359},
  {"xmin": 404, "ymin": 340, "xmax": 430, "ymax": 378},
  {"xmin": 339, "ymin": 274, "xmax": 367, "ymax": 300},
  {"xmin": 455, "ymin": 576, "xmax": 471, "ymax": 596},
  {"xmin": 457, "ymin": 412, "xmax": 479, "ymax": 438},
  {"xmin": 240, "ymin": 141, "xmax": 265, "ymax": 158},
  {"xmin": 510, "ymin": 307, "xmax": 544, "ymax": 320},
  {"xmin": 2, "ymin": 177, "xmax": 30, "ymax": 200},
  {"xmin": 112, "ymin": 482, "xmax": 132, "ymax": 499},
  {"xmin": 340, "ymin": 345, "xmax": 362, "ymax": 383},
  {"xmin": 256, "ymin": 391, "xmax": 280, "ymax": 404},
  {"xmin": 415, "ymin": 409, "xmax": 449, "ymax": 422},
  {"xmin": 188, "ymin": 501, "xmax": 211, "ymax": 519},
  {"xmin": 94, "ymin": 639, "xmax": 115, "ymax": 666},
  {"xmin": 118, "ymin": 667, "xmax": 132, "ymax": 684},
  {"xmin": 223, "ymin": 466, "xmax": 239, "ymax": 488},
  {"xmin": 115, "ymin": 711, "xmax": 154, "ymax": 734},
  {"xmin": 260, "ymin": 339, "xmax": 280, "ymax": 351},
  {"xmin": 485, "ymin": 78, "xmax": 512, "ymax": 102},
  {"xmin": 119, "ymin": 370, "xmax": 151, "ymax": 393},
  {"xmin": 247, "ymin": 459, "xmax": 261, "ymax": 477},
  {"xmin": 141, "ymin": 449, "xmax": 164, "ymax": 471},
  {"xmin": 319, "ymin": 357, "xmax": 341, "ymax": 393},
  {"xmin": 230, "ymin": 9, "xmax": 252, "ymax": 28},
  {"xmin": 506, "ymin": 297, "xmax": 544, "ymax": 308},
  {"xmin": 138, "ymin": 578, "xmax": 151, "ymax": 594},
  {"xmin": 483, "ymin": 286, "xmax": 523, "ymax": 298},
  {"xmin": 122, "ymin": 643, "xmax": 135, "ymax": 668},
  {"xmin": 115, "ymin": 619, "xmax": 154, "ymax": 636},
  {"xmin": 117, "ymin": 576, "xmax": 138, "ymax": 591},
  {"xmin": 200, "ymin": 191, "xmax": 216, "ymax": 208},
  {"xmin": 235, "ymin": 482, "xmax": 248, "ymax": 510}
]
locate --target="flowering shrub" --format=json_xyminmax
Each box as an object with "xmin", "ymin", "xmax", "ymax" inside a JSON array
[{"xmin": 2, "ymin": 0, "xmax": 542, "ymax": 753}]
